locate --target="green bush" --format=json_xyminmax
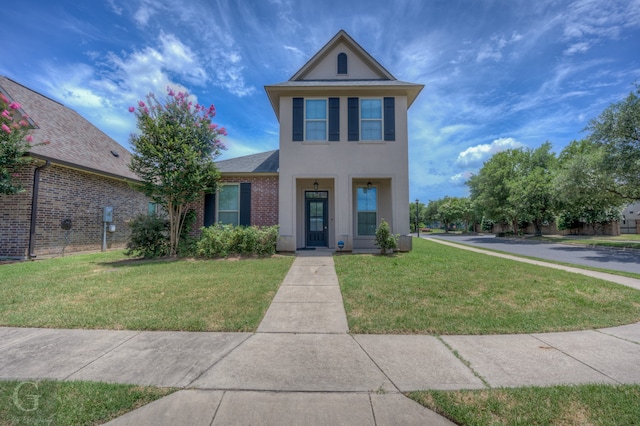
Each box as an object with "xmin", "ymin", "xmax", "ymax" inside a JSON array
[
  {"xmin": 196, "ymin": 224, "xmax": 279, "ymax": 257},
  {"xmin": 125, "ymin": 214, "xmax": 170, "ymax": 258},
  {"xmin": 374, "ymin": 219, "xmax": 398, "ymax": 255}
]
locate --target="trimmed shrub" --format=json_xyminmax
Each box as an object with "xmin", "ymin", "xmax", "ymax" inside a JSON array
[
  {"xmin": 125, "ymin": 214, "xmax": 170, "ymax": 258},
  {"xmin": 374, "ymin": 219, "xmax": 398, "ymax": 255},
  {"xmin": 196, "ymin": 224, "xmax": 279, "ymax": 258}
]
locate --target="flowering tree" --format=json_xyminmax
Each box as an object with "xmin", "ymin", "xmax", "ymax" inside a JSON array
[
  {"xmin": 0, "ymin": 93, "xmax": 35, "ymax": 194},
  {"xmin": 129, "ymin": 88, "xmax": 227, "ymax": 257}
]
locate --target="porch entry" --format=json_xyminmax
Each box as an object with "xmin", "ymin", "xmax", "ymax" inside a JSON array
[{"xmin": 305, "ymin": 191, "xmax": 328, "ymax": 247}]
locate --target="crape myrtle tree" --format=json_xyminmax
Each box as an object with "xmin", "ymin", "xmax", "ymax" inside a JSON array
[
  {"xmin": 0, "ymin": 93, "xmax": 37, "ymax": 194},
  {"xmin": 129, "ymin": 88, "xmax": 227, "ymax": 257},
  {"xmin": 587, "ymin": 85, "xmax": 640, "ymax": 201}
]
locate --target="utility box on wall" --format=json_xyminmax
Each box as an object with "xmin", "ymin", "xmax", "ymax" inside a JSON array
[{"xmin": 103, "ymin": 206, "xmax": 113, "ymax": 222}]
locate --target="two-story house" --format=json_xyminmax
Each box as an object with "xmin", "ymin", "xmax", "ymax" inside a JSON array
[{"xmin": 204, "ymin": 30, "xmax": 423, "ymax": 251}]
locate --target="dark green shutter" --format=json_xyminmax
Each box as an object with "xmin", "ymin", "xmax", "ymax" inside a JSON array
[
  {"xmin": 328, "ymin": 97, "xmax": 340, "ymax": 141},
  {"xmin": 239, "ymin": 183, "xmax": 251, "ymax": 226},
  {"xmin": 348, "ymin": 97, "xmax": 359, "ymax": 141},
  {"xmin": 204, "ymin": 193, "xmax": 216, "ymax": 227},
  {"xmin": 292, "ymin": 98, "xmax": 304, "ymax": 141},
  {"xmin": 384, "ymin": 97, "xmax": 395, "ymax": 141}
]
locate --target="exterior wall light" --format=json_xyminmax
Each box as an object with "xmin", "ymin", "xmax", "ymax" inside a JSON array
[
  {"xmin": 367, "ymin": 181, "xmax": 372, "ymax": 190},
  {"xmin": 313, "ymin": 181, "xmax": 319, "ymax": 190}
]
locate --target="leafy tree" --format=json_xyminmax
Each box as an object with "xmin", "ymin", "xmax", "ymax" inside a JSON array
[
  {"xmin": 129, "ymin": 88, "xmax": 227, "ymax": 257},
  {"xmin": 554, "ymin": 139, "xmax": 623, "ymax": 233},
  {"xmin": 467, "ymin": 149, "xmax": 523, "ymax": 232},
  {"xmin": 468, "ymin": 144, "xmax": 556, "ymax": 236},
  {"xmin": 437, "ymin": 196, "xmax": 472, "ymax": 232},
  {"xmin": 587, "ymin": 86, "xmax": 640, "ymax": 201},
  {"xmin": 508, "ymin": 143, "xmax": 557, "ymax": 236},
  {"xmin": 0, "ymin": 93, "xmax": 35, "ymax": 194}
]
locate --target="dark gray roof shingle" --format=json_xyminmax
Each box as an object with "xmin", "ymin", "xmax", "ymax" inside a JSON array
[
  {"xmin": 215, "ymin": 150, "xmax": 279, "ymax": 174},
  {"xmin": 0, "ymin": 76, "xmax": 139, "ymax": 181}
]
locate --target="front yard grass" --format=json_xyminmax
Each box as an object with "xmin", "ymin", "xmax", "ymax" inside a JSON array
[
  {"xmin": 334, "ymin": 238, "xmax": 640, "ymax": 334},
  {"xmin": 410, "ymin": 384, "xmax": 640, "ymax": 426},
  {"xmin": 0, "ymin": 380, "xmax": 173, "ymax": 425},
  {"xmin": 0, "ymin": 251, "xmax": 294, "ymax": 331}
]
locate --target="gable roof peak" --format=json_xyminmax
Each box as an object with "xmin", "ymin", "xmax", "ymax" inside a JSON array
[{"xmin": 290, "ymin": 30, "xmax": 396, "ymax": 81}]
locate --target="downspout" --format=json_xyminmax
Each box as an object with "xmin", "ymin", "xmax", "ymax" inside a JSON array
[{"xmin": 28, "ymin": 160, "xmax": 50, "ymax": 259}]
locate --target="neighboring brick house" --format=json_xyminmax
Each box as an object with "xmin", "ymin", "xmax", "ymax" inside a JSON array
[{"xmin": 0, "ymin": 76, "xmax": 148, "ymax": 259}]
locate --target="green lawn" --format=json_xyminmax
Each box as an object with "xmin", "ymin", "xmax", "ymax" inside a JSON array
[
  {"xmin": 0, "ymin": 380, "xmax": 173, "ymax": 425},
  {"xmin": 0, "ymin": 251, "xmax": 294, "ymax": 331},
  {"xmin": 334, "ymin": 238, "xmax": 640, "ymax": 334},
  {"xmin": 410, "ymin": 384, "xmax": 640, "ymax": 426},
  {"xmin": 536, "ymin": 234, "xmax": 640, "ymax": 250}
]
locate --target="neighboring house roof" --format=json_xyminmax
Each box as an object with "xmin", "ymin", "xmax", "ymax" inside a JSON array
[
  {"xmin": 0, "ymin": 76, "xmax": 140, "ymax": 182},
  {"xmin": 215, "ymin": 150, "xmax": 279, "ymax": 174}
]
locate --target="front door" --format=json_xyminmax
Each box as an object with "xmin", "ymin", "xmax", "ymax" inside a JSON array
[{"xmin": 306, "ymin": 192, "xmax": 328, "ymax": 247}]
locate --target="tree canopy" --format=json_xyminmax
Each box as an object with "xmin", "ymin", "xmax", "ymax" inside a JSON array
[
  {"xmin": 587, "ymin": 85, "xmax": 640, "ymax": 200},
  {"xmin": 129, "ymin": 88, "xmax": 227, "ymax": 256}
]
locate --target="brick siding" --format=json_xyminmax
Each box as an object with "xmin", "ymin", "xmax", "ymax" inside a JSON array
[
  {"xmin": 0, "ymin": 163, "xmax": 149, "ymax": 258},
  {"xmin": 191, "ymin": 175, "xmax": 279, "ymax": 234}
]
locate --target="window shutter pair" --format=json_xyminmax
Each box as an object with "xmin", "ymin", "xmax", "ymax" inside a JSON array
[
  {"xmin": 292, "ymin": 97, "xmax": 340, "ymax": 141},
  {"xmin": 348, "ymin": 97, "xmax": 395, "ymax": 141},
  {"xmin": 204, "ymin": 182, "xmax": 251, "ymax": 226}
]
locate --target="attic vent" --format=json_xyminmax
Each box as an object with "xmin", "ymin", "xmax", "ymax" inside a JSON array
[
  {"xmin": 110, "ymin": 150, "xmax": 120, "ymax": 157},
  {"xmin": 337, "ymin": 52, "xmax": 347, "ymax": 74}
]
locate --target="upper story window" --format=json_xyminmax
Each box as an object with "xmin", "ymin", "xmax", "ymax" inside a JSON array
[
  {"xmin": 348, "ymin": 97, "xmax": 395, "ymax": 142},
  {"xmin": 305, "ymin": 99, "xmax": 327, "ymax": 140},
  {"xmin": 293, "ymin": 97, "xmax": 339, "ymax": 142},
  {"xmin": 337, "ymin": 53, "xmax": 347, "ymax": 74},
  {"xmin": 360, "ymin": 99, "xmax": 382, "ymax": 140}
]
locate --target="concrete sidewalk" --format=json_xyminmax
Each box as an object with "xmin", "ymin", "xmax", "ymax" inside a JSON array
[{"xmin": 1, "ymin": 250, "xmax": 639, "ymax": 425}]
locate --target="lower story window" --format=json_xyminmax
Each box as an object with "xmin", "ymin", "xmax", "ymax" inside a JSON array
[
  {"xmin": 148, "ymin": 202, "xmax": 159, "ymax": 215},
  {"xmin": 218, "ymin": 184, "xmax": 239, "ymax": 226},
  {"xmin": 357, "ymin": 186, "xmax": 377, "ymax": 236}
]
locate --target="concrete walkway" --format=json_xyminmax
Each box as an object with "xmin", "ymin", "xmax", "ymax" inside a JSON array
[{"xmin": 1, "ymin": 248, "xmax": 640, "ymax": 425}]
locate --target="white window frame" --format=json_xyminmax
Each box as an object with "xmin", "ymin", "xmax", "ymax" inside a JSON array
[
  {"xmin": 217, "ymin": 183, "xmax": 240, "ymax": 226},
  {"xmin": 356, "ymin": 186, "xmax": 377, "ymax": 236},
  {"xmin": 360, "ymin": 98, "xmax": 383, "ymax": 141},
  {"xmin": 305, "ymin": 98, "xmax": 328, "ymax": 141}
]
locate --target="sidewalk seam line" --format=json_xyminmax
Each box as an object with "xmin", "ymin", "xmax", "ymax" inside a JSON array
[
  {"xmin": 63, "ymin": 330, "xmax": 142, "ymax": 381},
  {"xmin": 185, "ymin": 333, "xmax": 254, "ymax": 388},
  {"xmin": 437, "ymin": 335, "xmax": 491, "ymax": 388},
  {"xmin": 595, "ymin": 329, "xmax": 640, "ymax": 346},
  {"xmin": 351, "ymin": 335, "xmax": 401, "ymax": 394},
  {"xmin": 531, "ymin": 334, "xmax": 622, "ymax": 384},
  {"xmin": 208, "ymin": 389, "xmax": 225, "ymax": 426}
]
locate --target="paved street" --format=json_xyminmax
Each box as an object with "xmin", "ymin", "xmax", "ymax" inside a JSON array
[{"xmin": 427, "ymin": 234, "xmax": 640, "ymax": 274}]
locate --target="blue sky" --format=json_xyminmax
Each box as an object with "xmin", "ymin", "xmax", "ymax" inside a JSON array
[{"xmin": 2, "ymin": 0, "xmax": 640, "ymax": 202}]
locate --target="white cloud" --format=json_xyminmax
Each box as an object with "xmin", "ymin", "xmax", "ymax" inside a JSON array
[
  {"xmin": 564, "ymin": 41, "xmax": 591, "ymax": 55},
  {"xmin": 449, "ymin": 171, "xmax": 474, "ymax": 186},
  {"xmin": 455, "ymin": 137, "xmax": 524, "ymax": 168},
  {"xmin": 107, "ymin": 0, "xmax": 123, "ymax": 15},
  {"xmin": 476, "ymin": 31, "xmax": 522, "ymax": 62}
]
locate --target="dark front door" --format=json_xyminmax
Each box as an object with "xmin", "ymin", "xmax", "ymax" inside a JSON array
[{"xmin": 306, "ymin": 195, "xmax": 328, "ymax": 247}]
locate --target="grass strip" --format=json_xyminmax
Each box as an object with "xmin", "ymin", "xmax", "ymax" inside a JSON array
[
  {"xmin": 335, "ymin": 238, "xmax": 640, "ymax": 334},
  {"xmin": 409, "ymin": 384, "xmax": 640, "ymax": 426},
  {"xmin": 0, "ymin": 251, "xmax": 294, "ymax": 331},
  {"xmin": 0, "ymin": 380, "xmax": 174, "ymax": 425}
]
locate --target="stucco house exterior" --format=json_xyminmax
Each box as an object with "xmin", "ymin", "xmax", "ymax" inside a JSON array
[
  {"xmin": 0, "ymin": 76, "xmax": 148, "ymax": 259},
  {"xmin": 208, "ymin": 30, "xmax": 423, "ymax": 252}
]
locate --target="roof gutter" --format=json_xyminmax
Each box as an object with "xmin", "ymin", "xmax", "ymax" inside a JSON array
[{"xmin": 28, "ymin": 160, "xmax": 50, "ymax": 259}]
